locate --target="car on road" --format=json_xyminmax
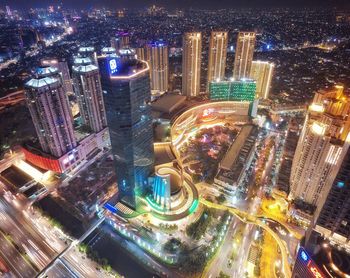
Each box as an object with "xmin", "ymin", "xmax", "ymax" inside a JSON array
[
  {"xmin": 0, "ymin": 258, "xmax": 9, "ymax": 275},
  {"xmin": 227, "ymin": 259, "xmax": 233, "ymax": 268}
]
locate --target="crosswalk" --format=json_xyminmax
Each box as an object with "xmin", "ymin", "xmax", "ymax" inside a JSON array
[{"xmin": 115, "ymin": 202, "xmax": 134, "ymax": 215}]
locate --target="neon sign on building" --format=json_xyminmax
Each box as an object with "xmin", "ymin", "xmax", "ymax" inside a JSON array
[
  {"xmin": 108, "ymin": 58, "xmax": 118, "ymax": 75},
  {"xmin": 298, "ymin": 248, "xmax": 325, "ymax": 278}
]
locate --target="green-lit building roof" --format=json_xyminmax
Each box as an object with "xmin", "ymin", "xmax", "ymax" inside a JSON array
[{"xmin": 209, "ymin": 79, "xmax": 257, "ymax": 102}]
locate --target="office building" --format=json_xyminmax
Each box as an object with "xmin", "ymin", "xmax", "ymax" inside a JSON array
[
  {"xmin": 100, "ymin": 53, "xmax": 154, "ymax": 209},
  {"xmin": 207, "ymin": 31, "xmax": 228, "ymax": 90},
  {"xmin": 182, "ymin": 32, "xmax": 202, "ymax": 97},
  {"xmin": 290, "ymin": 85, "xmax": 350, "ymax": 219},
  {"xmin": 146, "ymin": 41, "xmax": 169, "ymax": 93},
  {"xmin": 24, "ymin": 66, "xmax": 77, "ymax": 158},
  {"xmin": 233, "ymin": 32, "xmax": 256, "ymax": 80},
  {"xmin": 249, "ymin": 60, "xmax": 274, "ymax": 99},
  {"xmin": 209, "ymin": 79, "xmax": 256, "ymax": 102},
  {"xmin": 72, "ymin": 57, "xmax": 107, "ymax": 133},
  {"xmin": 41, "ymin": 58, "xmax": 74, "ymax": 95}
]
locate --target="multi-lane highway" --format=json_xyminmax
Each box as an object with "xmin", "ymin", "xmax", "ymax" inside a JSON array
[
  {"xmin": 0, "ymin": 230, "xmax": 37, "ymax": 278},
  {"xmin": 0, "ymin": 186, "xmax": 66, "ymax": 277}
]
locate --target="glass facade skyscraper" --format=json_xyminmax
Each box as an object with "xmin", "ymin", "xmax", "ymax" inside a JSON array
[{"xmin": 100, "ymin": 55, "xmax": 154, "ymax": 209}]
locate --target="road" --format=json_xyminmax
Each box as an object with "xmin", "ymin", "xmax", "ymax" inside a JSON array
[
  {"xmin": 46, "ymin": 260, "xmax": 80, "ymax": 278},
  {"xmin": 0, "ymin": 186, "xmax": 67, "ymax": 277},
  {"xmin": 0, "ymin": 197, "xmax": 59, "ymax": 267},
  {"xmin": 39, "ymin": 217, "xmax": 105, "ymax": 277},
  {"xmin": 204, "ymin": 217, "xmax": 238, "ymax": 278},
  {"xmin": 234, "ymin": 223, "xmax": 256, "ymax": 278},
  {"xmin": 200, "ymin": 198, "xmax": 292, "ymax": 278},
  {"xmin": 0, "ymin": 231, "xmax": 37, "ymax": 278}
]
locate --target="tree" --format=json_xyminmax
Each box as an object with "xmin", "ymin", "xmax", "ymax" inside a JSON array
[{"xmin": 218, "ymin": 271, "xmax": 230, "ymax": 278}]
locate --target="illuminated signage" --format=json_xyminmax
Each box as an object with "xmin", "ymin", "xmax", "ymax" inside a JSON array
[
  {"xmin": 300, "ymin": 250, "xmax": 308, "ymax": 262},
  {"xmin": 309, "ymin": 265, "xmax": 324, "ymax": 278},
  {"xmin": 109, "ymin": 58, "xmax": 118, "ymax": 74},
  {"xmin": 68, "ymin": 154, "xmax": 75, "ymax": 161},
  {"xmin": 337, "ymin": 181, "xmax": 345, "ymax": 188},
  {"xmin": 298, "ymin": 248, "xmax": 325, "ymax": 278}
]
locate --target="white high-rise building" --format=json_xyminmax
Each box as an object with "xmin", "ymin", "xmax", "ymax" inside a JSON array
[
  {"xmin": 41, "ymin": 58, "xmax": 74, "ymax": 95},
  {"xmin": 290, "ymin": 85, "xmax": 350, "ymax": 217},
  {"xmin": 182, "ymin": 32, "xmax": 202, "ymax": 97},
  {"xmin": 207, "ymin": 31, "xmax": 228, "ymax": 90},
  {"xmin": 72, "ymin": 57, "xmax": 107, "ymax": 133},
  {"xmin": 146, "ymin": 41, "xmax": 169, "ymax": 93},
  {"xmin": 233, "ymin": 32, "xmax": 256, "ymax": 80},
  {"xmin": 25, "ymin": 66, "xmax": 77, "ymax": 158},
  {"xmin": 78, "ymin": 47, "xmax": 98, "ymax": 66}
]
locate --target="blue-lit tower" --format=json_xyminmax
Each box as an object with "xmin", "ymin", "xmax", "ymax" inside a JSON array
[
  {"xmin": 153, "ymin": 173, "xmax": 171, "ymax": 210},
  {"xmin": 100, "ymin": 52, "xmax": 154, "ymax": 209}
]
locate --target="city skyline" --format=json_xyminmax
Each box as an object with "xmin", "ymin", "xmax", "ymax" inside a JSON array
[
  {"xmin": 3, "ymin": 0, "xmax": 350, "ymax": 9},
  {"xmin": 0, "ymin": 3, "xmax": 350, "ymax": 278}
]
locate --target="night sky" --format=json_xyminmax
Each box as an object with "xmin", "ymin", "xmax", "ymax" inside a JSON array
[{"xmin": 1, "ymin": 0, "xmax": 349, "ymax": 10}]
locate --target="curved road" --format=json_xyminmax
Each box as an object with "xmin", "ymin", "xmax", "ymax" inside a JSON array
[{"xmin": 200, "ymin": 198, "xmax": 292, "ymax": 278}]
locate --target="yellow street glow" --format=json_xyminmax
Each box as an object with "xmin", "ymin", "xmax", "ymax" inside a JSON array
[{"xmin": 15, "ymin": 160, "xmax": 50, "ymax": 182}]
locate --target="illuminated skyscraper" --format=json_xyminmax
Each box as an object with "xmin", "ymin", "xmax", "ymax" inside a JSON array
[
  {"xmin": 308, "ymin": 146, "xmax": 350, "ymax": 248},
  {"xmin": 72, "ymin": 57, "xmax": 107, "ymax": 133},
  {"xmin": 182, "ymin": 32, "xmax": 202, "ymax": 97},
  {"xmin": 207, "ymin": 31, "xmax": 228, "ymax": 90},
  {"xmin": 135, "ymin": 47, "xmax": 148, "ymax": 61},
  {"xmin": 100, "ymin": 54, "xmax": 154, "ymax": 209},
  {"xmin": 78, "ymin": 47, "xmax": 98, "ymax": 66},
  {"xmin": 6, "ymin": 6, "xmax": 11, "ymax": 17},
  {"xmin": 249, "ymin": 60, "xmax": 274, "ymax": 99},
  {"xmin": 110, "ymin": 32, "xmax": 130, "ymax": 52},
  {"xmin": 290, "ymin": 85, "xmax": 350, "ymax": 217},
  {"xmin": 233, "ymin": 32, "xmax": 256, "ymax": 80},
  {"xmin": 25, "ymin": 66, "xmax": 77, "ymax": 158},
  {"xmin": 41, "ymin": 58, "xmax": 74, "ymax": 95},
  {"xmin": 146, "ymin": 41, "xmax": 169, "ymax": 93}
]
